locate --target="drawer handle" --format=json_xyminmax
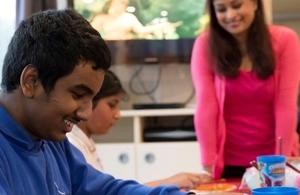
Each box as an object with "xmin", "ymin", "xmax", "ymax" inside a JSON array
[
  {"xmin": 119, "ymin": 153, "xmax": 129, "ymax": 164},
  {"xmin": 145, "ymin": 153, "xmax": 155, "ymax": 164}
]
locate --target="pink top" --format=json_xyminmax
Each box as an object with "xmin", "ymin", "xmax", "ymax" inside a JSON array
[
  {"xmin": 224, "ymin": 70, "xmax": 275, "ymax": 165},
  {"xmin": 191, "ymin": 25, "xmax": 300, "ymax": 179}
]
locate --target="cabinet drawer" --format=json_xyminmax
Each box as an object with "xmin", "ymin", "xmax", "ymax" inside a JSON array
[
  {"xmin": 96, "ymin": 143, "xmax": 136, "ymax": 180},
  {"xmin": 136, "ymin": 142, "xmax": 201, "ymax": 183}
]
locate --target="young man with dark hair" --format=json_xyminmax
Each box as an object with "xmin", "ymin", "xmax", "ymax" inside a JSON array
[{"xmin": 0, "ymin": 9, "xmax": 194, "ymax": 195}]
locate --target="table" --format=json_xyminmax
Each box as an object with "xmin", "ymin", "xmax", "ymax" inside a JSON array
[
  {"xmin": 217, "ymin": 178, "xmax": 251, "ymax": 194},
  {"xmin": 227, "ymin": 178, "xmax": 251, "ymax": 194}
]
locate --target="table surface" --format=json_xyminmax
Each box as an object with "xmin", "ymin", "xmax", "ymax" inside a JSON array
[{"xmin": 220, "ymin": 178, "xmax": 251, "ymax": 194}]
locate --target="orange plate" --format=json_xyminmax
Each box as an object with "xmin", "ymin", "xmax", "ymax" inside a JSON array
[{"xmin": 191, "ymin": 183, "xmax": 237, "ymax": 193}]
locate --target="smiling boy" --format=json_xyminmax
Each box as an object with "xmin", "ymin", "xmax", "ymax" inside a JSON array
[{"xmin": 0, "ymin": 9, "xmax": 194, "ymax": 195}]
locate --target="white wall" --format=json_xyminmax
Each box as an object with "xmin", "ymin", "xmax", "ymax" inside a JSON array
[
  {"xmin": 111, "ymin": 63, "xmax": 195, "ymax": 110},
  {"xmin": 272, "ymin": 0, "xmax": 300, "ymax": 36}
]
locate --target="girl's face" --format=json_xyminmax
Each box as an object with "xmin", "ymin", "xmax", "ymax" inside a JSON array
[
  {"xmin": 213, "ymin": 0, "xmax": 257, "ymax": 39},
  {"xmin": 79, "ymin": 93, "xmax": 122, "ymax": 137}
]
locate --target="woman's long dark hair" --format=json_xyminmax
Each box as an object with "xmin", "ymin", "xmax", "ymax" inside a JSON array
[{"xmin": 207, "ymin": 0, "xmax": 275, "ymax": 79}]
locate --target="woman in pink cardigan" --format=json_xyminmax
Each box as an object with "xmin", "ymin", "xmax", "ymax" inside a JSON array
[{"xmin": 191, "ymin": 0, "xmax": 300, "ymax": 179}]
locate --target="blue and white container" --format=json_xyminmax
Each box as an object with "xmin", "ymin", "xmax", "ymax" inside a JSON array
[{"xmin": 256, "ymin": 155, "xmax": 286, "ymax": 187}]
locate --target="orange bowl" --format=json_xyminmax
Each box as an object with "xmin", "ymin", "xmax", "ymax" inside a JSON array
[{"xmin": 191, "ymin": 183, "xmax": 237, "ymax": 193}]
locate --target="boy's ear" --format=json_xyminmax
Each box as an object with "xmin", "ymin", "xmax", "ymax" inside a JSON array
[{"xmin": 20, "ymin": 65, "xmax": 39, "ymax": 98}]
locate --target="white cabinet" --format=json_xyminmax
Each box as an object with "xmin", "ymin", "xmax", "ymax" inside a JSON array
[
  {"xmin": 95, "ymin": 143, "xmax": 136, "ymax": 180},
  {"xmin": 136, "ymin": 142, "xmax": 200, "ymax": 183},
  {"xmin": 94, "ymin": 108, "xmax": 202, "ymax": 182}
]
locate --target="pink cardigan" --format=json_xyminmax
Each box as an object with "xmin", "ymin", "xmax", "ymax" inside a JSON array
[{"xmin": 191, "ymin": 25, "xmax": 300, "ymax": 179}]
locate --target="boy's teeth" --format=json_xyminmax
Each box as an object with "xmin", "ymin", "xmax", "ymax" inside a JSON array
[{"xmin": 64, "ymin": 119, "xmax": 74, "ymax": 127}]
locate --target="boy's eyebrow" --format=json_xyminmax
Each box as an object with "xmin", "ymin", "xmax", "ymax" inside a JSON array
[{"xmin": 73, "ymin": 84, "xmax": 95, "ymax": 95}]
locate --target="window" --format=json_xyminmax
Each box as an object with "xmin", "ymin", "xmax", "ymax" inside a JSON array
[{"xmin": 0, "ymin": 0, "xmax": 16, "ymax": 83}]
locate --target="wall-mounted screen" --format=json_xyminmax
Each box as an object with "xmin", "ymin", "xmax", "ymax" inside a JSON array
[{"xmin": 74, "ymin": 0, "xmax": 208, "ymax": 65}]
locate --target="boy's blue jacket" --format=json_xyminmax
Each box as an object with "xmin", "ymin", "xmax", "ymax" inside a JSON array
[{"xmin": 0, "ymin": 106, "xmax": 193, "ymax": 195}]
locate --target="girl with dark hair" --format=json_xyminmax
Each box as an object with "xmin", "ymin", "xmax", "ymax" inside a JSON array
[{"xmin": 191, "ymin": 0, "xmax": 300, "ymax": 179}]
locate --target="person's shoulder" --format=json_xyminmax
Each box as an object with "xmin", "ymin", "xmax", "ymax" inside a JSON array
[
  {"xmin": 91, "ymin": 13, "xmax": 109, "ymax": 23},
  {"xmin": 268, "ymin": 25, "xmax": 298, "ymax": 39},
  {"xmin": 268, "ymin": 25, "xmax": 299, "ymax": 51},
  {"xmin": 194, "ymin": 31, "xmax": 209, "ymax": 47},
  {"xmin": 122, "ymin": 12, "xmax": 138, "ymax": 21},
  {"xmin": 196, "ymin": 31, "xmax": 209, "ymax": 41}
]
